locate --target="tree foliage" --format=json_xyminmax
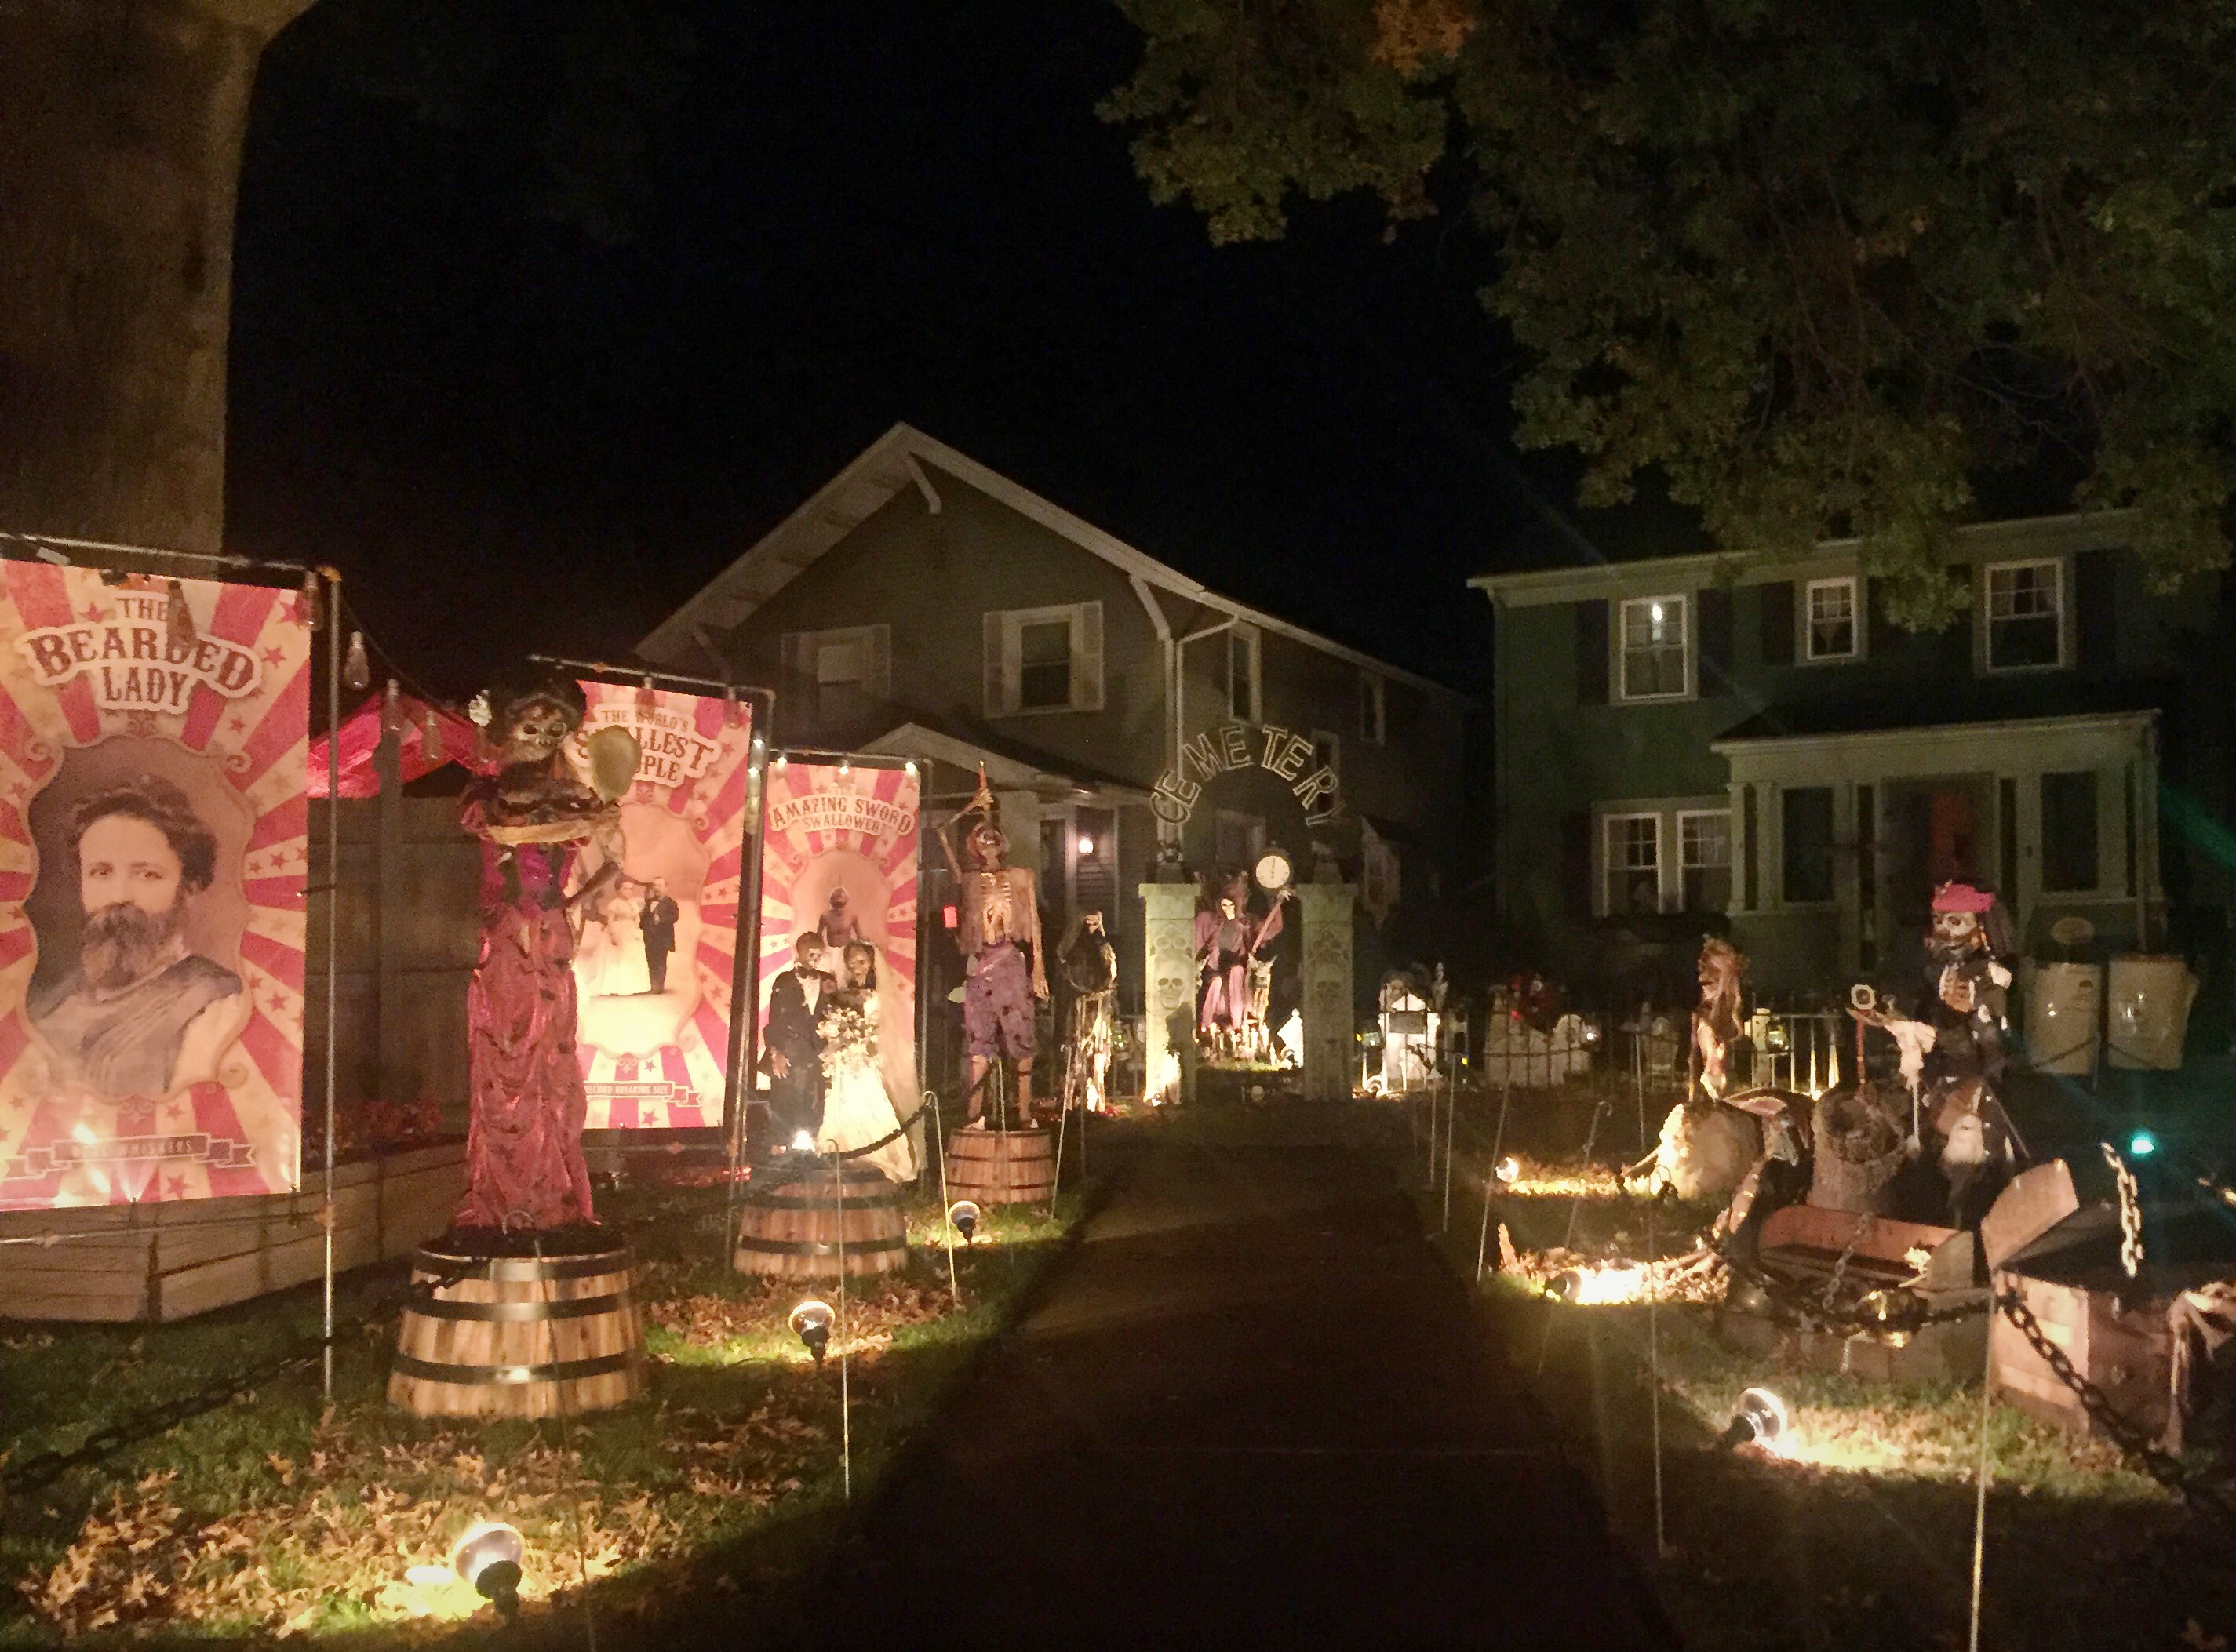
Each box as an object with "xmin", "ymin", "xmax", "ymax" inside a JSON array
[{"xmin": 1104, "ymin": 0, "xmax": 2236, "ymax": 622}]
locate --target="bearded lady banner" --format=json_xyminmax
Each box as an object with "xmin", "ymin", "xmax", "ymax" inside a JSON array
[
  {"xmin": 569, "ymin": 682, "xmax": 756, "ymax": 1131},
  {"xmin": 0, "ymin": 564, "xmax": 311, "ymax": 1212},
  {"xmin": 754, "ymin": 762, "xmax": 920, "ymax": 1132}
]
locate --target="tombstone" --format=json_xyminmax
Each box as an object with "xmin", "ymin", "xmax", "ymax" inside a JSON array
[
  {"xmin": 1295, "ymin": 882, "xmax": 1356, "ymax": 1103},
  {"xmin": 1140, "ymin": 880, "xmax": 1199, "ymax": 1105}
]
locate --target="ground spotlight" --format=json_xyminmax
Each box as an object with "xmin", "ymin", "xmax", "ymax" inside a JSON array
[
  {"xmin": 2129, "ymin": 1129, "xmax": 2158, "ymax": 1159},
  {"xmin": 948, "ymin": 1199, "xmax": 980, "ymax": 1243},
  {"xmin": 1495, "ymin": 1155, "xmax": 1521, "ymax": 1186},
  {"xmin": 790, "ymin": 1300, "xmax": 835, "ymax": 1368},
  {"xmin": 791, "ymin": 1129, "xmax": 815, "ymax": 1152},
  {"xmin": 1546, "ymin": 1268, "xmax": 1582, "ymax": 1302},
  {"xmin": 1717, "ymin": 1386, "xmax": 1790, "ymax": 1452},
  {"xmin": 449, "ymin": 1520, "xmax": 526, "ymax": 1619}
]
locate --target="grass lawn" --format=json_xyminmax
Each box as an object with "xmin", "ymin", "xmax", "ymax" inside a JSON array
[
  {"xmin": 1, "ymin": 1174, "xmax": 1087, "ymax": 1645},
  {"xmin": 1417, "ymin": 1074, "xmax": 2236, "ymax": 1652}
]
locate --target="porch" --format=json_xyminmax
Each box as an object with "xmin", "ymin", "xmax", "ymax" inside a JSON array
[{"xmin": 1713, "ymin": 711, "xmax": 2162, "ymax": 992}]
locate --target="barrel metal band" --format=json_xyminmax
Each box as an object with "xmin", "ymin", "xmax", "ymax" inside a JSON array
[
  {"xmin": 757, "ymin": 1191, "xmax": 904, "ymax": 1210},
  {"xmin": 414, "ymin": 1249, "xmax": 635, "ymax": 1283},
  {"xmin": 391, "ymin": 1351, "xmax": 639, "ymax": 1385},
  {"xmin": 733, "ymin": 1235, "xmax": 910, "ymax": 1259},
  {"xmin": 411, "ymin": 1293, "xmax": 628, "ymax": 1323}
]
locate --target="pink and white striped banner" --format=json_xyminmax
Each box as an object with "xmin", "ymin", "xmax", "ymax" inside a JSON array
[
  {"xmin": 755, "ymin": 761, "xmax": 920, "ymax": 1112},
  {"xmin": 0, "ymin": 565, "xmax": 310, "ymax": 1211},
  {"xmin": 569, "ymin": 682, "xmax": 756, "ymax": 1130}
]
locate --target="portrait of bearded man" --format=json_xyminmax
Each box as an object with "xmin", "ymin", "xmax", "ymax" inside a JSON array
[{"xmin": 28, "ymin": 775, "xmax": 244, "ymax": 1099}]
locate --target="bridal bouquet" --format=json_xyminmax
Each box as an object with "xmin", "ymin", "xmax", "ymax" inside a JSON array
[{"xmin": 818, "ymin": 1002, "xmax": 879, "ymax": 1076}]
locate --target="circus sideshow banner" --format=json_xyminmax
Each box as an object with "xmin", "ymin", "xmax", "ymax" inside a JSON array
[
  {"xmin": 567, "ymin": 682, "xmax": 757, "ymax": 1130},
  {"xmin": 755, "ymin": 762, "xmax": 920, "ymax": 1115},
  {"xmin": 0, "ymin": 565, "xmax": 312, "ymax": 1212}
]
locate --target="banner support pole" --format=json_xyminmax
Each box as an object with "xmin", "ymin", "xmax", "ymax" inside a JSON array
[{"xmin": 319, "ymin": 569, "xmax": 342, "ymax": 1403}]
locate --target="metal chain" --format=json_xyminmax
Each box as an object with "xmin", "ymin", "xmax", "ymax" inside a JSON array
[
  {"xmin": 1994, "ymin": 1290, "xmax": 2236, "ymax": 1537},
  {"xmin": 2101, "ymin": 1142, "xmax": 2145, "ymax": 1280},
  {"xmin": 1819, "ymin": 1211, "xmax": 1876, "ymax": 1313}
]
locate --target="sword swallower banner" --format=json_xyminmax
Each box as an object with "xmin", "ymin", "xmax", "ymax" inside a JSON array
[
  {"xmin": 0, "ymin": 565, "xmax": 311, "ymax": 1212},
  {"xmin": 569, "ymin": 681, "xmax": 756, "ymax": 1130}
]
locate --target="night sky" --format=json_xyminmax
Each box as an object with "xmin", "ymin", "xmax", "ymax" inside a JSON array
[{"xmin": 228, "ymin": 2, "xmax": 1574, "ymax": 698}]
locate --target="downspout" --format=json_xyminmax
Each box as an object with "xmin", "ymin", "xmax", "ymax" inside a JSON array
[{"xmin": 1131, "ymin": 575, "xmax": 1178, "ymax": 830}]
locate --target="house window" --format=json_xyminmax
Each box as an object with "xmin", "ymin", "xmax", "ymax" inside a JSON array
[
  {"xmin": 1782, "ymin": 787, "xmax": 1835, "ymax": 904},
  {"xmin": 1227, "ymin": 626, "xmax": 1261, "ymax": 722},
  {"xmin": 1985, "ymin": 559, "xmax": 2064, "ymax": 671},
  {"xmin": 2041, "ymin": 770, "xmax": 2100, "ymax": 893},
  {"xmin": 1679, "ymin": 810, "xmax": 1733, "ymax": 913},
  {"xmin": 1603, "ymin": 813, "xmax": 1662, "ymax": 916},
  {"xmin": 985, "ymin": 602, "xmax": 1105, "ymax": 716},
  {"xmin": 783, "ymin": 625, "xmax": 889, "ymax": 729},
  {"xmin": 1617, "ymin": 595, "xmax": 1690, "ymax": 701},
  {"xmin": 1360, "ymin": 672, "xmax": 1386, "ymax": 744},
  {"xmin": 1804, "ymin": 577, "xmax": 1860, "ymax": 662}
]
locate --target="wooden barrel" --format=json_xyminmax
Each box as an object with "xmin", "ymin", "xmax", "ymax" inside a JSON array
[
  {"xmin": 388, "ymin": 1243, "xmax": 645, "ymax": 1420},
  {"xmin": 944, "ymin": 1126, "xmax": 1054, "ymax": 1206},
  {"xmin": 733, "ymin": 1159, "xmax": 908, "ymax": 1279}
]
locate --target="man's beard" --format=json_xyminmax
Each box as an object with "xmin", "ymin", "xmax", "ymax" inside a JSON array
[{"xmin": 82, "ymin": 899, "xmax": 185, "ymax": 991}]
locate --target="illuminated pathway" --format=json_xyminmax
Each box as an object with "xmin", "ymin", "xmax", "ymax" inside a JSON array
[{"xmin": 772, "ymin": 1106, "xmax": 1675, "ymax": 1649}]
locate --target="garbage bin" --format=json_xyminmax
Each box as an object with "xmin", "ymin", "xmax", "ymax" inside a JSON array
[
  {"xmin": 2023, "ymin": 961, "xmax": 2102, "ymax": 1075},
  {"xmin": 2106, "ymin": 955, "xmax": 2198, "ymax": 1071}
]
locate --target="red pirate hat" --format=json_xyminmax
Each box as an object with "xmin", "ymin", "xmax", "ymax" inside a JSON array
[{"xmin": 1931, "ymin": 881, "xmax": 1997, "ymax": 915}]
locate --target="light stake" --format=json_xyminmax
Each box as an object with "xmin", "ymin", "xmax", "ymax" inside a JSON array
[
  {"xmin": 449, "ymin": 1521, "xmax": 526, "ymax": 1620},
  {"xmin": 948, "ymin": 1199, "xmax": 980, "ymax": 1244},
  {"xmin": 1717, "ymin": 1385, "xmax": 1790, "ymax": 1452},
  {"xmin": 790, "ymin": 1299, "xmax": 834, "ymax": 1368}
]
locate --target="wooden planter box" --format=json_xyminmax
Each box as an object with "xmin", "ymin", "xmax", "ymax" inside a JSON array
[{"xmin": 0, "ymin": 1141, "xmax": 466, "ymax": 1323}]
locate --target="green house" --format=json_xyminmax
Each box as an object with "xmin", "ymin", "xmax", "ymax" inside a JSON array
[{"xmin": 1472, "ymin": 511, "xmax": 2233, "ymax": 997}]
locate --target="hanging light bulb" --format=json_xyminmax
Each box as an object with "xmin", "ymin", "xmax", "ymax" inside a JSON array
[
  {"xmin": 343, "ymin": 631, "xmax": 371, "ymax": 692},
  {"xmin": 772, "ymin": 751, "xmax": 788, "ymax": 770},
  {"xmin": 903, "ymin": 759, "xmax": 919, "ymax": 777},
  {"xmin": 837, "ymin": 758, "xmax": 850, "ymax": 777},
  {"xmin": 638, "ymin": 675, "xmax": 658, "ymax": 714},
  {"xmin": 422, "ymin": 700, "xmax": 443, "ymax": 755},
  {"xmin": 1717, "ymin": 1386, "xmax": 1791, "ymax": 1452},
  {"xmin": 947, "ymin": 1199, "xmax": 981, "ymax": 1244},
  {"xmin": 448, "ymin": 1521, "xmax": 526, "ymax": 1619},
  {"xmin": 789, "ymin": 1300, "xmax": 835, "ymax": 1368},
  {"xmin": 299, "ymin": 569, "xmax": 322, "ymax": 629},
  {"xmin": 165, "ymin": 580, "xmax": 196, "ymax": 650},
  {"xmin": 381, "ymin": 679, "xmax": 402, "ymax": 737}
]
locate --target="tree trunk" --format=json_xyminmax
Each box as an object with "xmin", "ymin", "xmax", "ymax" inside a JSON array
[{"xmin": 0, "ymin": 0, "xmax": 313, "ymax": 552}]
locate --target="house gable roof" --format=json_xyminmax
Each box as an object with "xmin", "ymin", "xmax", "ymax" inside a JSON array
[
  {"xmin": 639, "ymin": 423, "xmax": 1465, "ymax": 700},
  {"xmin": 1469, "ymin": 509, "xmax": 2139, "ymax": 609}
]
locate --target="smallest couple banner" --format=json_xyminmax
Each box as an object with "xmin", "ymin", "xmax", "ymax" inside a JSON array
[
  {"xmin": 569, "ymin": 682, "xmax": 756, "ymax": 1130},
  {"xmin": 755, "ymin": 762, "xmax": 920, "ymax": 1114}
]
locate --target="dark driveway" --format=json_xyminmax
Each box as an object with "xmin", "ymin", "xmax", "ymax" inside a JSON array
[{"xmin": 778, "ymin": 1106, "xmax": 1675, "ymax": 1650}]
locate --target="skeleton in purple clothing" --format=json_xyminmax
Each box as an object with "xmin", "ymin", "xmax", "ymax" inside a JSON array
[{"xmin": 938, "ymin": 768, "xmax": 1048, "ymax": 1126}]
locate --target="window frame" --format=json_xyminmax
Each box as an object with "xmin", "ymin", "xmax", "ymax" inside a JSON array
[
  {"xmin": 1980, "ymin": 557, "xmax": 2068, "ymax": 674},
  {"xmin": 1801, "ymin": 575, "xmax": 1863, "ymax": 664},
  {"xmin": 1614, "ymin": 593, "xmax": 1694, "ymax": 704},
  {"xmin": 1360, "ymin": 671, "xmax": 1387, "ymax": 745},
  {"xmin": 1601, "ymin": 811, "xmax": 1665, "ymax": 917},
  {"xmin": 1677, "ymin": 808, "xmax": 1734, "ymax": 914},
  {"xmin": 985, "ymin": 601, "xmax": 1105, "ymax": 718},
  {"xmin": 783, "ymin": 623, "xmax": 889, "ymax": 729}
]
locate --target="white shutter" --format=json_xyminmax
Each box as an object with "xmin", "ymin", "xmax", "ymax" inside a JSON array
[
  {"xmin": 1072, "ymin": 600, "xmax": 1105, "ymax": 711},
  {"xmin": 982, "ymin": 612, "xmax": 1004, "ymax": 717},
  {"xmin": 868, "ymin": 624, "xmax": 893, "ymax": 702}
]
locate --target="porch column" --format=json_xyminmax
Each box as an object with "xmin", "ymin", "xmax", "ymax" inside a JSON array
[
  {"xmin": 1140, "ymin": 881, "xmax": 1198, "ymax": 1106},
  {"xmin": 1295, "ymin": 882, "xmax": 1357, "ymax": 1103}
]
